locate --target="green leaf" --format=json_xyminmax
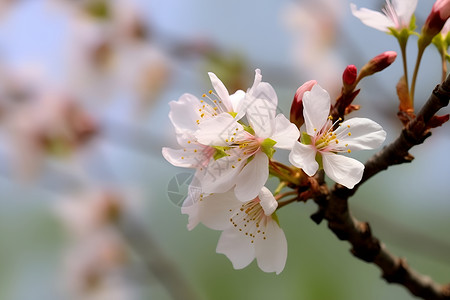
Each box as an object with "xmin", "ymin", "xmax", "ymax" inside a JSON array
[{"xmin": 261, "ymin": 138, "xmax": 277, "ymax": 158}]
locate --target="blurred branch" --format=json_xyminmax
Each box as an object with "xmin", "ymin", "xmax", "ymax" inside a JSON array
[
  {"xmin": 310, "ymin": 75, "xmax": 450, "ymax": 299},
  {"xmin": 117, "ymin": 216, "xmax": 201, "ymax": 300}
]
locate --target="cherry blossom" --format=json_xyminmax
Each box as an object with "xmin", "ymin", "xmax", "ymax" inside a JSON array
[
  {"xmin": 194, "ymin": 70, "xmax": 300, "ymax": 201},
  {"xmin": 182, "ymin": 186, "xmax": 287, "ymax": 274},
  {"xmin": 289, "ymin": 84, "xmax": 386, "ymax": 189},
  {"xmin": 350, "ymin": 0, "xmax": 418, "ymax": 32},
  {"xmin": 162, "ymin": 72, "xmax": 247, "ymax": 175}
]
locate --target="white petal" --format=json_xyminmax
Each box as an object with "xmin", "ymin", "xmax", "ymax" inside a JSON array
[
  {"xmin": 258, "ymin": 186, "xmax": 278, "ymax": 216},
  {"xmin": 270, "ymin": 114, "xmax": 300, "ymax": 150},
  {"xmin": 216, "ymin": 228, "xmax": 255, "ymax": 270},
  {"xmin": 303, "ymin": 84, "xmax": 331, "ymax": 137},
  {"xmin": 244, "ymin": 69, "xmax": 278, "ymax": 138},
  {"xmin": 208, "ymin": 72, "xmax": 233, "ymax": 112},
  {"xmin": 255, "ymin": 218, "xmax": 287, "ymax": 275},
  {"xmin": 234, "ymin": 152, "xmax": 269, "ymax": 202},
  {"xmin": 194, "ymin": 113, "xmax": 243, "ymax": 146},
  {"xmin": 289, "ymin": 142, "xmax": 319, "ymax": 176},
  {"xmin": 196, "ymin": 190, "xmax": 241, "ymax": 230},
  {"xmin": 336, "ymin": 118, "xmax": 386, "ymax": 151},
  {"xmin": 350, "ymin": 3, "xmax": 394, "ymax": 32},
  {"xmin": 162, "ymin": 147, "xmax": 208, "ymax": 168},
  {"xmin": 168, "ymin": 93, "xmax": 203, "ymax": 134},
  {"xmin": 181, "ymin": 202, "xmax": 200, "ymax": 231},
  {"xmin": 322, "ymin": 153, "xmax": 364, "ymax": 189},
  {"xmin": 393, "ymin": 0, "xmax": 418, "ymax": 25},
  {"xmin": 245, "ymin": 97, "xmax": 277, "ymax": 139},
  {"xmin": 200, "ymin": 155, "xmax": 244, "ymax": 194},
  {"xmin": 229, "ymin": 89, "xmax": 246, "ymax": 118}
]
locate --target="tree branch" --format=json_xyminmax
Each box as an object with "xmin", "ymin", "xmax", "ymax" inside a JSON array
[{"xmin": 310, "ymin": 75, "xmax": 450, "ymax": 299}]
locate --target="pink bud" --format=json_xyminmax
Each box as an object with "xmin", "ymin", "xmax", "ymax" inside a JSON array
[
  {"xmin": 423, "ymin": 0, "xmax": 450, "ymax": 39},
  {"xmin": 290, "ymin": 80, "xmax": 317, "ymax": 129},
  {"xmin": 359, "ymin": 51, "xmax": 397, "ymax": 78},
  {"xmin": 342, "ymin": 65, "xmax": 357, "ymax": 86}
]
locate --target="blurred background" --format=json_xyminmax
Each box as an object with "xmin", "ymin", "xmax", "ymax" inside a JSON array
[{"xmin": 0, "ymin": 0, "xmax": 449, "ymax": 299}]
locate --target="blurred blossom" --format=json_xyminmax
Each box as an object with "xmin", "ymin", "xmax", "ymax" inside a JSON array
[
  {"xmin": 63, "ymin": 0, "xmax": 171, "ymax": 115},
  {"xmin": 55, "ymin": 190, "xmax": 127, "ymax": 238},
  {"xmin": 4, "ymin": 89, "xmax": 97, "ymax": 179},
  {"xmin": 56, "ymin": 189, "xmax": 147, "ymax": 300},
  {"xmin": 282, "ymin": 0, "xmax": 346, "ymax": 94}
]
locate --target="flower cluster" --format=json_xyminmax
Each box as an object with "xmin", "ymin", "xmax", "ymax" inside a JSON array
[{"xmin": 163, "ymin": 69, "xmax": 386, "ymax": 274}]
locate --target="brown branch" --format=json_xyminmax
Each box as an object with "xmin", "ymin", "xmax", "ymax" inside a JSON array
[
  {"xmin": 309, "ymin": 76, "xmax": 450, "ymax": 299},
  {"xmin": 318, "ymin": 187, "xmax": 450, "ymax": 300}
]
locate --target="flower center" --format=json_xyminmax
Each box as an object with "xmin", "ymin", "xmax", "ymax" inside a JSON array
[
  {"xmin": 229, "ymin": 199, "xmax": 269, "ymax": 244},
  {"xmin": 313, "ymin": 117, "xmax": 352, "ymax": 153}
]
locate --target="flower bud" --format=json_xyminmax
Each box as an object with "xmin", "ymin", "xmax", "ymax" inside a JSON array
[
  {"xmin": 358, "ymin": 51, "xmax": 397, "ymax": 79},
  {"xmin": 421, "ymin": 0, "xmax": 450, "ymax": 46},
  {"xmin": 290, "ymin": 80, "xmax": 317, "ymax": 129},
  {"xmin": 342, "ymin": 65, "xmax": 357, "ymax": 86}
]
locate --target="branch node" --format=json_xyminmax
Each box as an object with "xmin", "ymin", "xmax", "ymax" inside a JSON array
[
  {"xmin": 350, "ymin": 239, "xmax": 381, "ymax": 263},
  {"xmin": 382, "ymin": 258, "xmax": 408, "ymax": 284},
  {"xmin": 442, "ymin": 283, "xmax": 450, "ymax": 297}
]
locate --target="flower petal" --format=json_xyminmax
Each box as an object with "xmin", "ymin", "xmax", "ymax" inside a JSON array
[
  {"xmin": 194, "ymin": 189, "xmax": 241, "ymax": 231},
  {"xmin": 248, "ymin": 69, "xmax": 278, "ymax": 108},
  {"xmin": 234, "ymin": 152, "xmax": 269, "ymax": 202},
  {"xmin": 393, "ymin": 0, "xmax": 418, "ymax": 25},
  {"xmin": 255, "ymin": 218, "xmax": 287, "ymax": 274},
  {"xmin": 258, "ymin": 186, "xmax": 278, "ymax": 216},
  {"xmin": 303, "ymin": 84, "xmax": 331, "ymax": 137},
  {"xmin": 244, "ymin": 69, "xmax": 278, "ymax": 138},
  {"xmin": 200, "ymin": 155, "xmax": 244, "ymax": 194},
  {"xmin": 229, "ymin": 89, "xmax": 246, "ymax": 118},
  {"xmin": 289, "ymin": 142, "xmax": 319, "ymax": 176},
  {"xmin": 208, "ymin": 72, "xmax": 233, "ymax": 112},
  {"xmin": 245, "ymin": 97, "xmax": 277, "ymax": 139},
  {"xmin": 194, "ymin": 113, "xmax": 244, "ymax": 146},
  {"xmin": 350, "ymin": 3, "xmax": 394, "ymax": 32},
  {"xmin": 322, "ymin": 153, "xmax": 364, "ymax": 189},
  {"xmin": 168, "ymin": 93, "xmax": 203, "ymax": 134},
  {"xmin": 216, "ymin": 228, "xmax": 255, "ymax": 270},
  {"xmin": 336, "ymin": 117, "xmax": 386, "ymax": 151},
  {"xmin": 162, "ymin": 146, "xmax": 209, "ymax": 168},
  {"xmin": 270, "ymin": 114, "xmax": 300, "ymax": 150}
]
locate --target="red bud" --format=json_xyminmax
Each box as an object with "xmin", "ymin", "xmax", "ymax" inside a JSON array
[
  {"xmin": 290, "ymin": 80, "xmax": 317, "ymax": 129},
  {"xmin": 342, "ymin": 65, "xmax": 357, "ymax": 86},
  {"xmin": 422, "ymin": 0, "xmax": 450, "ymax": 41},
  {"xmin": 358, "ymin": 51, "xmax": 397, "ymax": 80}
]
